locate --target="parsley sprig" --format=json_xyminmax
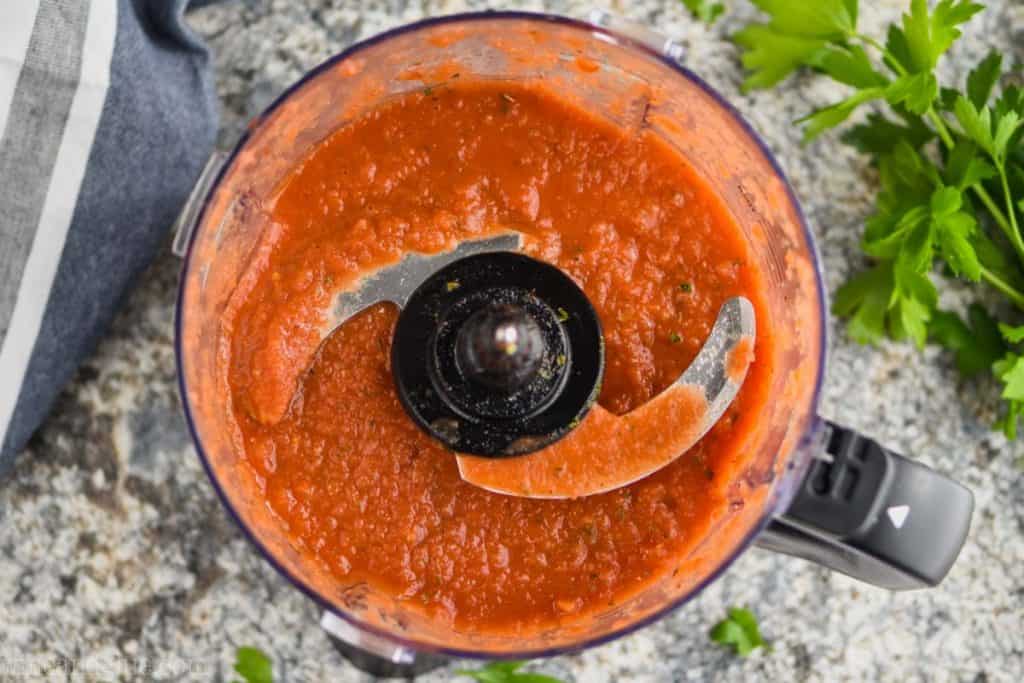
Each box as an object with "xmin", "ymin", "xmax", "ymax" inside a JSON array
[
  {"xmin": 456, "ymin": 660, "xmax": 566, "ymax": 682},
  {"xmin": 682, "ymin": 0, "xmax": 727, "ymax": 24},
  {"xmin": 709, "ymin": 607, "xmax": 768, "ymax": 656},
  {"xmin": 232, "ymin": 646, "xmax": 273, "ymax": 683},
  {"xmin": 732, "ymin": 0, "xmax": 1024, "ymax": 438}
]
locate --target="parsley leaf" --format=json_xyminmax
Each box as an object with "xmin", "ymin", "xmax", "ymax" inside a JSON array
[
  {"xmin": 930, "ymin": 305, "xmax": 1006, "ymax": 376},
  {"xmin": 974, "ymin": 227, "xmax": 1024, "ymax": 291},
  {"xmin": 882, "ymin": 139, "xmax": 941, "ymax": 199},
  {"xmin": 710, "ymin": 607, "xmax": 767, "ymax": 656},
  {"xmin": 886, "ymin": 71, "xmax": 938, "ymax": 115},
  {"xmin": 991, "ymin": 319, "xmax": 1024, "ymax": 438},
  {"xmin": 732, "ymin": 25, "xmax": 827, "ymax": 91},
  {"xmin": 842, "ymin": 112, "xmax": 933, "ymax": 155},
  {"xmin": 1002, "ymin": 323, "xmax": 1024, "ymax": 344},
  {"xmin": 863, "ymin": 204, "xmax": 928, "ymax": 259},
  {"xmin": 232, "ymin": 647, "xmax": 273, "ymax": 683},
  {"xmin": 954, "ymin": 96, "xmax": 1022, "ymax": 164},
  {"xmin": 898, "ymin": 0, "xmax": 983, "ymax": 74},
  {"xmin": 749, "ymin": 0, "xmax": 857, "ymax": 38},
  {"xmin": 996, "ymin": 396, "xmax": 1024, "ymax": 440},
  {"xmin": 891, "ymin": 265, "xmax": 938, "ymax": 348},
  {"xmin": 944, "ymin": 140, "xmax": 996, "ymax": 189},
  {"xmin": 966, "ymin": 51, "xmax": 1003, "ymax": 108},
  {"xmin": 936, "ymin": 208, "xmax": 980, "ymax": 280},
  {"xmin": 681, "ymin": 0, "xmax": 726, "ymax": 24},
  {"xmin": 833, "ymin": 262, "xmax": 894, "ymax": 345},
  {"xmin": 995, "ymin": 85, "xmax": 1024, "ymax": 119},
  {"xmin": 807, "ymin": 44, "xmax": 887, "ymax": 88},
  {"xmin": 995, "ymin": 352, "xmax": 1024, "ymax": 401},
  {"xmin": 456, "ymin": 661, "xmax": 565, "ymax": 683},
  {"xmin": 884, "ymin": 23, "xmax": 915, "ymax": 75},
  {"xmin": 798, "ymin": 86, "xmax": 886, "ymax": 141},
  {"xmin": 953, "ymin": 96, "xmax": 995, "ymax": 157},
  {"xmin": 733, "ymin": 0, "xmax": 859, "ymax": 91},
  {"xmin": 938, "ymin": 86, "xmax": 960, "ymax": 111}
]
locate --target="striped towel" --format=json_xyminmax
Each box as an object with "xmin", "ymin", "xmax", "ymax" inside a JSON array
[{"xmin": 0, "ymin": 0, "xmax": 218, "ymax": 475}]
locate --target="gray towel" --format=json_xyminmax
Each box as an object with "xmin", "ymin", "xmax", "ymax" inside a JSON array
[{"xmin": 0, "ymin": 0, "xmax": 218, "ymax": 475}]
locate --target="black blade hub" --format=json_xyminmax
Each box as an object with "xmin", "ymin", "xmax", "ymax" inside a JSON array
[{"xmin": 391, "ymin": 251, "xmax": 603, "ymax": 457}]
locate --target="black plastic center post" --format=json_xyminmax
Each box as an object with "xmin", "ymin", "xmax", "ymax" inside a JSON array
[{"xmin": 391, "ymin": 252, "xmax": 604, "ymax": 457}]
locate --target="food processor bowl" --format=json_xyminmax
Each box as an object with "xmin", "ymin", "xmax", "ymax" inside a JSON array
[{"xmin": 174, "ymin": 11, "xmax": 970, "ymax": 665}]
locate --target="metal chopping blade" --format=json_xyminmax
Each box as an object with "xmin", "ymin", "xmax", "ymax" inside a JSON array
[
  {"xmin": 321, "ymin": 233, "xmax": 523, "ymax": 337},
  {"xmin": 313, "ymin": 231, "xmax": 756, "ymax": 499}
]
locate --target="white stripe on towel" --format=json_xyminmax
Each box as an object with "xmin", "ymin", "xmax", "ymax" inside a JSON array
[
  {"xmin": 0, "ymin": 0, "xmax": 41, "ymax": 141},
  {"xmin": 0, "ymin": 0, "xmax": 118, "ymax": 449}
]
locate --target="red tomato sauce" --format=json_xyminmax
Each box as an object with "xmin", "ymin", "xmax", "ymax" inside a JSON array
[{"xmin": 225, "ymin": 81, "xmax": 775, "ymax": 632}]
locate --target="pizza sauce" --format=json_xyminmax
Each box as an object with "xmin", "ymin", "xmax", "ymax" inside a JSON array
[{"xmin": 224, "ymin": 80, "xmax": 775, "ymax": 632}]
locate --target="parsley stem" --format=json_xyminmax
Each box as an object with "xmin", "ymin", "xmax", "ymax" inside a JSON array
[
  {"xmin": 926, "ymin": 108, "xmax": 1023, "ymax": 262},
  {"xmin": 854, "ymin": 33, "xmax": 907, "ymax": 78},
  {"xmin": 1000, "ymin": 164, "xmax": 1023, "ymax": 244},
  {"xmin": 925, "ymin": 108, "xmax": 956, "ymax": 149},
  {"xmin": 980, "ymin": 265, "xmax": 1024, "ymax": 309},
  {"xmin": 976, "ymin": 183, "xmax": 1024, "ymax": 259}
]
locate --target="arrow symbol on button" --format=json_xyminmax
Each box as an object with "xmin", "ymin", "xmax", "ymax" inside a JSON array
[{"xmin": 887, "ymin": 504, "xmax": 910, "ymax": 529}]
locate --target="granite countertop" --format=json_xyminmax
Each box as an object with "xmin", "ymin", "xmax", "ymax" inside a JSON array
[{"xmin": 1, "ymin": 0, "xmax": 1022, "ymax": 681}]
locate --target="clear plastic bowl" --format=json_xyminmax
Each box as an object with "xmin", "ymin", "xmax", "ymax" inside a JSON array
[{"xmin": 175, "ymin": 11, "xmax": 826, "ymax": 659}]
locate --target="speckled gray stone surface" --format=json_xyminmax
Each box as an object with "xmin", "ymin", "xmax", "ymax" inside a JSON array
[{"xmin": 1, "ymin": 0, "xmax": 1023, "ymax": 681}]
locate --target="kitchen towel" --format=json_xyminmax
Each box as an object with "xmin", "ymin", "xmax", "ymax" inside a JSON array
[{"xmin": 0, "ymin": 0, "xmax": 219, "ymax": 476}]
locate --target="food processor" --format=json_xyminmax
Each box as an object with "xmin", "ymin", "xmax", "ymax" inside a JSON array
[{"xmin": 172, "ymin": 10, "xmax": 974, "ymax": 676}]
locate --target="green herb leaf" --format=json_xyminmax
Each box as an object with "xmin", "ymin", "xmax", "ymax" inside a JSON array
[
  {"xmin": 233, "ymin": 647, "xmax": 273, "ymax": 683},
  {"xmin": 936, "ymin": 209, "xmax": 980, "ymax": 281},
  {"xmin": 885, "ymin": 71, "xmax": 938, "ymax": 115},
  {"xmin": 863, "ymin": 205, "xmax": 928, "ymax": 260},
  {"xmin": 930, "ymin": 185, "xmax": 961, "ymax": 216},
  {"xmin": 455, "ymin": 661, "xmax": 565, "ymax": 683},
  {"xmin": 884, "ymin": 23, "xmax": 915, "ymax": 74},
  {"xmin": 966, "ymin": 50, "xmax": 1003, "ymax": 108},
  {"xmin": 732, "ymin": 25, "xmax": 827, "ymax": 91},
  {"xmin": 891, "ymin": 262, "xmax": 938, "ymax": 348},
  {"xmin": 993, "ymin": 111, "xmax": 1022, "ymax": 161},
  {"xmin": 974, "ymin": 228, "xmax": 1024, "ymax": 291},
  {"xmin": 953, "ymin": 96, "xmax": 995, "ymax": 156},
  {"xmin": 1001, "ymin": 323, "xmax": 1024, "ymax": 344},
  {"xmin": 798, "ymin": 86, "xmax": 886, "ymax": 141},
  {"xmin": 997, "ymin": 314, "xmax": 1024, "ymax": 440},
  {"xmin": 710, "ymin": 607, "xmax": 767, "ymax": 657},
  {"xmin": 681, "ymin": 0, "xmax": 726, "ymax": 24},
  {"xmin": 994, "ymin": 85, "xmax": 1024, "ymax": 119},
  {"xmin": 842, "ymin": 113, "xmax": 933, "ymax": 155},
  {"xmin": 930, "ymin": 305, "xmax": 1006, "ymax": 377},
  {"xmin": 995, "ymin": 352, "xmax": 1024, "ymax": 399},
  {"xmin": 833, "ymin": 262, "xmax": 894, "ymax": 345},
  {"xmin": 944, "ymin": 140, "xmax": 996, "ymax": 189},
  {"xmin": 954, "ymin": 96, "xmax": 1022, "ymax": 164},
  {"xmin": 899, "ymin": 0, "xmax": 983, "ymax": 73},
  {"xmin": 808, "ymin": 44, "xmax": 887, "ymax": 88},
  {"xmin": 996, "ymin": 397, "xmax": 1024, "ymax": 440},
  {"xmin": 938, "ymin": 86, "xmax": 960, "ymax": 111},
  {"xmin": 881, "ymin": 139, "xmax": 941, "ymax": 199},
  {"xmin": 749, "ymin": 0, "xmax": 857, "ymax": 38}
]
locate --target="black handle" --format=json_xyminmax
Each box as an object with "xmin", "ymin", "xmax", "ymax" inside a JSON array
[{"xmin": 756, "ymin": 420, "xmax": 973, "ymax": 590}]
